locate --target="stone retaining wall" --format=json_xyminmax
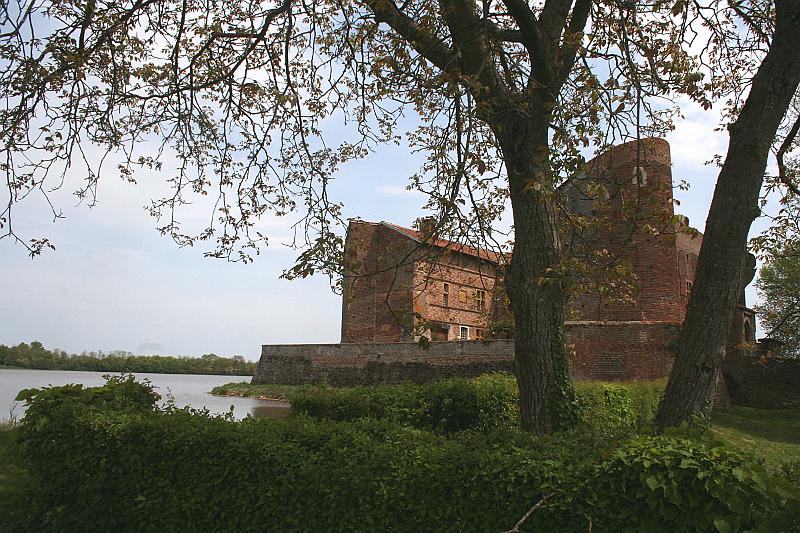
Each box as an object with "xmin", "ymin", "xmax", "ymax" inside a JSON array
[
  {"xmin": 253, "ymin": 321, "xmax": 682, "ymax": 386},
  {"xmin": 252, "ymin": 340, "xmax": 515, "ymax": 386}
]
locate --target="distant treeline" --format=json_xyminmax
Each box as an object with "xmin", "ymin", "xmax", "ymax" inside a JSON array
[{"xmin": 0, "ymin": 341, "xmax": 256, "ymax": 376}]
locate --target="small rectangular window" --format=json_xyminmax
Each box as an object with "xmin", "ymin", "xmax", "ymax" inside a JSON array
[
  {"xmin": 686, "ymin": 281, "xmax": 693, "ymax": 294},
  {"xmin": 476, "ymin": 290, "xmax": 486, "ymax": 312},
  {"xmin": 459, "ymin": 326, "xmax": 469, "ymax": 340},
  {"xmin": 475, "ymin": 328, "xmax": 485, "ymax": 340},
  {"xmin": 443, "ymin": 283, "xmax": 449, "ymax": 306}
]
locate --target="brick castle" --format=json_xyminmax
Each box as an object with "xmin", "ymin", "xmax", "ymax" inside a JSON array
[{"xmin": 253, "ymin": 138, "xmax": 758, "ymax": 388}]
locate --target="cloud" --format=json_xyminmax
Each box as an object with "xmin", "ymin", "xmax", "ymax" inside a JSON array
[{"xmin": 377, "ymin": 185, "xmax": 424, "ymax": 197}]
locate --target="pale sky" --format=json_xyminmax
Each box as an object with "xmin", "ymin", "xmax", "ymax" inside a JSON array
[{"xmin": 0, "ymin": 97, "xmax": 774, "ymax": 360}]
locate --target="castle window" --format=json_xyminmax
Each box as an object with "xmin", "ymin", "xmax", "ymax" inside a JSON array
[
  {"xmin": 475, "ymin": 328, "xmax": 485, "ymax": 340},
  {"xmin": 459, "ymin": 326, "xmax": 469, "ymax": 340},
  {"xmin": 686, "ymin": 281, "xmax": 693, "ymax": 294},
  {"xmin": 443, "ymin": 283, "xmax": 449, "ymax": 306},
  {"xmin": 476, "ymin": 290, "xmax": 486, "ymax": 312},
  {"xmin": 632, "ymin": 167, "xmax": 648, "ymax": 186}
]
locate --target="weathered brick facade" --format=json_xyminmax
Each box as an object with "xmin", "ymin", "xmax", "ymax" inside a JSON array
[
  {"xmin": 340, "ymin": 220, "xmax": 502, "ymax": 343},
  {"xmin": 255, "ymin": 138, "xmax": 756, "ymax": 389}
]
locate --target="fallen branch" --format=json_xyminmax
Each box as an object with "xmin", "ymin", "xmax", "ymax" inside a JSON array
[{"xmin": 501, "ymin": 492, "xmax": 554, "ymax": 533}]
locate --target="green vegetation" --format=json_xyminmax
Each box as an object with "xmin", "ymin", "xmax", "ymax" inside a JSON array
[
  {"xmin": 712, "ymin": 407, "xmax": 800, "ymax": 470},
  {"xmin": 754, "ymin": 249, "xmax": 800, "ymax": 358},
  {"xmin": 210, "ymin": 381, "xmax": 303, "ymax": 400},
  {"xmin": 0, "ymin": 341, "xmax": 255, "ymax": 376},
  {"xmin": 2, "ymin": 375, "xmax": 797, "ymax": 531},
  {"xmin": 215, "ymin": 376, "xmax": 664, "ymax": 437},
  {"xmin": 0, "ymin": 428, "xmax": 39, "ymax": 531},
  {"xmin": 219, "ymin": 376, "xmax": 800, "ymax": 476}
]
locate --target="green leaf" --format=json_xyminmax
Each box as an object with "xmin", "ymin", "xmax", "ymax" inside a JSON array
[{"xmin": 713, "ymin": 517, "xmax": 732, "ymax": 533}]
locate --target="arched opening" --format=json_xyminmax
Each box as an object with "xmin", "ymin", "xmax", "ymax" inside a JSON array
[{"xmin": 743, "ymin": 319, "xmax": 753, "ymax": 343}]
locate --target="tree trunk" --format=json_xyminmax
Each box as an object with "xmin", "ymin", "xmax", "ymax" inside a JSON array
[
  {"xmin": 655, "ymin": 0, "xmax": 800, "ymax": 431},
  {"xmin": 497, "ymin": 115, "xmax": 578, "ymax": 435}
]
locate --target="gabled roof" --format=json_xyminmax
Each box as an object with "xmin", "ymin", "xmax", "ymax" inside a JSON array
[{"xmin": 380, "ymin": 221, "xmax": 503, "ymax": 263}]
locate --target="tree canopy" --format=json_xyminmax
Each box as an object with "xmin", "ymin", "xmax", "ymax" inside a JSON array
[
  {"xmin": 2, "ymin": 0, "xmax": 795, "ymax": 432},
  {"xmin": 0, "ymin": 0, "xmax": 714, "ymax": 263}
]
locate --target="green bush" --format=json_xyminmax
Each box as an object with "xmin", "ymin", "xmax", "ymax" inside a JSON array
[
  {"xmin": 15, "ymin": 373, "xmax": 161, "ymax": 421},
  {"xmin": 565, "ymin": 435, "xmax": 800, "ymax": 532},
  {"xmin": 291, "ymin": 374, "xmax": 519, "ymax": 434},
  {"xmin": 16, "ymin": 385, "xmax": 578, "ymax": 531},
  {"xmin": 14, "ymin": 378, "xmax": 800, "ymax": 532},
  {"xmin": 291, "ymin": 374, "xmax": 663, "ymax": 437},
  {"xmin": 576, "ymin": 380, "xmax": 664, "ymax": 438}
]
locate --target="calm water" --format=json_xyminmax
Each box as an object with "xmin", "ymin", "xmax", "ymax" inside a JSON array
[{"xmin": 0, "ymin": 369, "xmax": 289, "ymax": 422}]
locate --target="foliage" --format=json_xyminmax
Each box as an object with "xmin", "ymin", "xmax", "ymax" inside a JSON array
[
  {"xmin": 754, "ymin": 251, "xmax": 800, "ymax": 357},
  {"xmin": 0, "ymin": 0, "xmax": 760, "ymax": 436},
  {"xmin": 0, "ymin": 0, "xmax": 709, "ymax": 264},
  {"xmin": 15, "ymin": 373, "xmax": 161, "ymax": 419},
  {"xmin": 0, "ymin": 428, "xmax": 42, "ymax": 532},
  {"xmin": 290, "ymin": 373, "xmax": 663, "ymax": 437},
  {"xmin": 562, "ymin": 433, "xmax": 800, "ymax": 532},
  {"xmin": 13, "ymin": 377, "xmax": 799, "ymax": 532},
  {"xmin": 0, "ymin": 341, "xmax": 256, "ymax": 375},
  {"xmin": 210, "ymin": 382, "xmax": 303, "ymax": 400},
  {"xmin": 576, "ymin": 380, "xmax": 664, "ymax": 439}
]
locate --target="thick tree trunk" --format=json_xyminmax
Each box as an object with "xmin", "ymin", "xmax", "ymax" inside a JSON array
[
  {"xmin": 655, "ymin": 0, "xmax": 800, "ymax": 431},
  {"xmin": 497, "ymin": 115, "xmax": 577, "ymax": 435}
]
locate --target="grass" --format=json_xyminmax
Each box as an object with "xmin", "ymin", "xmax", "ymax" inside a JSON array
[
  {"xmin": 210, "ymin": 381, "xmax": 308, "ymax": 401},
  {"xmin": 711, "ymin": 405, "xmax": 800, "ymax": 467}
]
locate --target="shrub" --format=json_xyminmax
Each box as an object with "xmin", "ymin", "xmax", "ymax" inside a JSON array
[
  {"xmin": 291, "ymin": 374, "xmax": 520, "ymax": 434},
  {"xmin": 15, "ymin": 373, "xmax": 160, "ymax": 422},
  {"xmin": 15, "ymin": 378, "xmax": 799, "ymax": 532},
  {"xmin": 575, "ymin": 380, "xmax": 664, "ymax": 438},
  {"xmin": 17, "ymin": 386, "xmax": 579, "ymax": 531},
  {"xmin": 291, "ymin": 374, "xmax": 663, "ymax": 438},
  {"xmin": 562, "ymin": 434, "xmax": 800, "ymax": 532}
]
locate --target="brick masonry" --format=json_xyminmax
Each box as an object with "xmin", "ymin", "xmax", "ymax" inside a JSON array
[
  {"xmin": 253, "ymin": 321, "xmax": 681, "ymax": 386},
  {"xmin": 256, "ymin": 138, "xmax": 760, "ymax": 403},
  {"xmin": 723, "ymin": 352, "xmax": 800, "ymax": 409}
]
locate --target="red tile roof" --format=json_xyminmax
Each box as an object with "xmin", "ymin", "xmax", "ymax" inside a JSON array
[{"xmin": 380, "ymin": 222, "xmax": 504, "ymax": 263}]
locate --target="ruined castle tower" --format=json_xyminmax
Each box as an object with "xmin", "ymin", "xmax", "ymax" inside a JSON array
[{"xmin": 563, "ymin": 137, "xmax": 697, "ymax": 323}]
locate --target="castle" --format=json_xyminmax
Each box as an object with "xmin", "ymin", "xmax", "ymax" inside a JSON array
[{"xmin": 252, "ymin": 139, "xmax": 757, "ymax": 388}]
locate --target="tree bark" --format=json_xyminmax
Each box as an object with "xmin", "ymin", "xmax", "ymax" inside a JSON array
[
  {"xmin": 655, "ymin": 0, "xmax": 800, "ymax": 431},
  {"xmin": 497, "ymin": 112, "xmax": 578, "ymax": 434}
]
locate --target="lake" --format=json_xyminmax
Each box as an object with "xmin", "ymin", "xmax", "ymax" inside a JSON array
[{"xmin": 0, "ymin": 368, "xmax": 289, "ymax": 422}]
